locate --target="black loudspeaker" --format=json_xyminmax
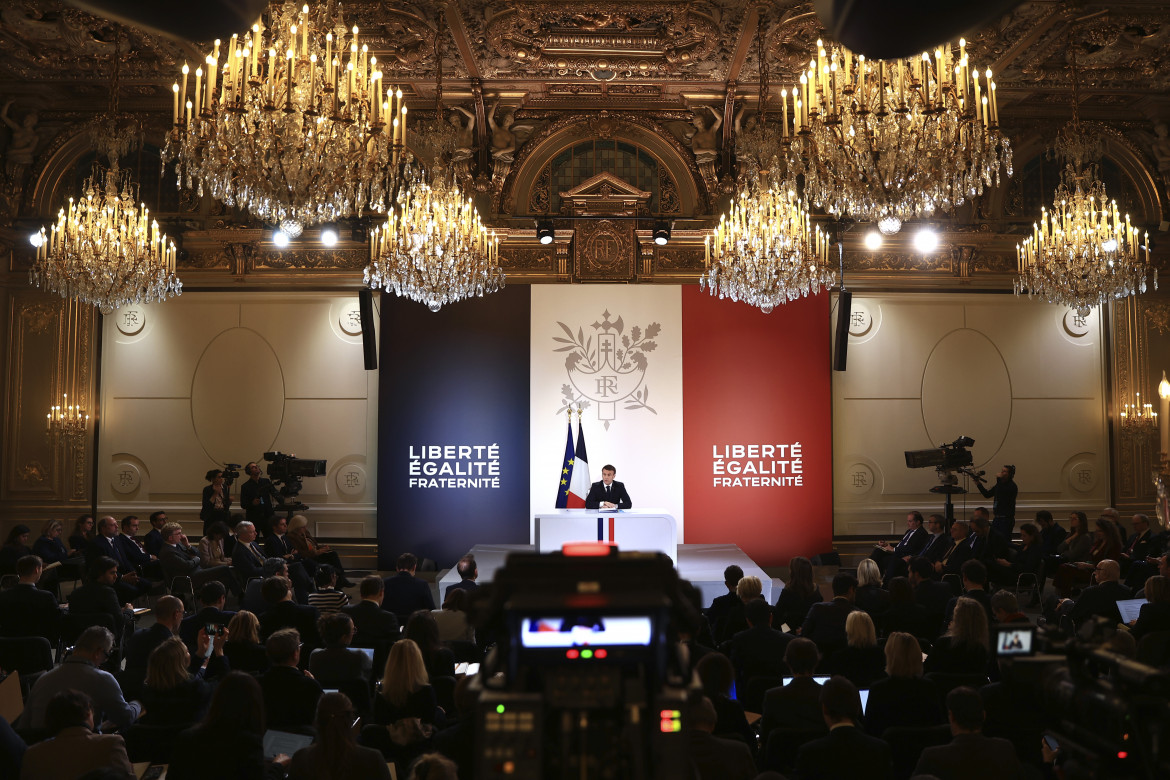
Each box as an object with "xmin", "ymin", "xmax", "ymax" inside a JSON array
[
  {"xmin": 833, "ymin": 290, "xmax": 851, "ymax": 372},
  {"xmin": 359, "ymin": 288, "xmax": 377, "ymax": 371}
]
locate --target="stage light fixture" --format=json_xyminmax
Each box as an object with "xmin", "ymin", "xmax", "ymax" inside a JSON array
[
  {"xmin": 273, "ymin": 229, "xmax": 291, "ymax": 249},
  {"xmin": 864, "ymin": 230, "xmax": 882, "ymax": 251},
  {"xmin": 914, "ymin": 228, "xmax": 939, "ymax": 254},
  {"xmin": 653, "ymin": 221, "xmax": 671, "ymax": 246},
  {"xmin": 537, "ymin": 220, "xmax": 555, "ymax": 245},
  {"xmin": 320, "ymin": 223, "xmax": 339, "ymax": 248}
]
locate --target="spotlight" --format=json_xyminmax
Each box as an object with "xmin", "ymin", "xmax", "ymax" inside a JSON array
[
  {"xmin": 320, "ymin": 223, "xmax": 339, "ymax": 247},
  {"xmin": 273, "ymin": 229, "xmax": 291, "ymax": 249},
  {"xmin": 863, "ymin": 230, "xmax": 882, "ymax": 251},
  {"xmin": 914, "ymin": 228, "xmax": 939, "ymax": 254},
  {"xmin": 653, "ymin": 221, "xmax": 671, "ymax": 246},
  {"xmin": 29, "ymin": 231, "xmax": 44, "ymax": 248},
  {"xmin": 537, "ymin": 220, "xmax": 554, "ymax": 245}
]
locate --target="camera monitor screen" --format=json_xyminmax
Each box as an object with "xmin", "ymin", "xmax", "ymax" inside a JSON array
[
  {"xmin": 519, "ymin": 616, "xmax": 653, "ymax": 648},
  {"xmin": 781, "ymin": 675, "xmax": 831, "ymax": 687},
  {"xmin": 859, "ymin": 689, "xmax": 870, "ymax": 715},
  {"xmin": 995, "ymin": 627, "xmax": 1035, "ymax": 656}
]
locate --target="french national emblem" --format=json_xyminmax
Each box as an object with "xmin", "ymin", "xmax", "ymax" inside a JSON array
[{"xmin": 554, "ymin": 309, "xmax": 659, "ymax": 429}]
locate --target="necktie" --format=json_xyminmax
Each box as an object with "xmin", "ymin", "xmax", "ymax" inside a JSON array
[
  {"xmin": 250, "ymin": 542, "xmax": 262, "ymax": 562},
  {"xmin": 922, "ymin": 535, "xmax": 936, "ymax": 556},
  {"xmin": 606, "ymin": 484, "xmax": 611, "ymax": 495}
]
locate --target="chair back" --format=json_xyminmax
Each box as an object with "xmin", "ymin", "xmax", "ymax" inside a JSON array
[
  {"xmin": 882, "ymin": 723, "xmax": 952, "ymax": 780},
  {"xmin": 763, "ymin": 728, "xmax": 826, "ymax": 774},
  {"xmin": 318, "ymin": 677, "xmax": 374, "ymax": 720}
]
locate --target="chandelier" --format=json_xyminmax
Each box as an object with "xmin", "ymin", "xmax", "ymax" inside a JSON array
[
  {"xmin": 29, "ymin": 32, "xmax": 180, "ymax": 314},
  {"xmin": 701, "ymin": 175, "xmax": 834, "ymax": 313},
  {"xmin": 1119, "ymin": 391, "xmax": 1158, "ymax": 441},
  {"xmin": 789, "ymin": 38, "xmax": 1013, "ymax": 234},
  {"xmin": 45, "ymin": 298, "xmax": 90, "ymax": 452},
  {"xmin": 162, "ymin": 1, "xmax": 408, "ymax": 235}
]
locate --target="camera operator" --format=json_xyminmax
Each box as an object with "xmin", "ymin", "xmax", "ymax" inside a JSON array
[
  {"xmin": 240, "ymin": 461, "xmax": 277, "ymax": 538},
  {"xmin": 200, "ymin": 468, "xmax": 234, "ymax": 536},
  {"xmin": 976, "ymin": 464, "xmax": 1018, "ymax": 539}
]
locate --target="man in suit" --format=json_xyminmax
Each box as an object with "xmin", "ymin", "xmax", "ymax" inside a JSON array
[
  {"xmin": 935, "ymin": 520, "xmax": 975, "ymax": 579},
  {"xmin": 86, "ymin": 515, "xmax": 150, "ymax": 602},
  {"xmin": 871, "ymin": 511, "xmax": 928, "ymax": 577},
  {"xmin": 1121, "ymin": 514, "xmax": 1160, "ymax": 572},
  {"xmin": 179, "ymin": 581, "xmax": 236, "ymax": 655},
  {"xmin": 760, "ymin": 638, "xmax": 826, "ymax": 746},
  {"xmin": 977, "ymin": 464, "xmax": 1019, "ymax": 540},
  {"xmin": 383, "ymin": 552, "xmax": 435, "ymax": 624},
  {"xmin": 241, "ymin": 461, "xmax": 278, "ymax": 538},
  {"xmin": 721, "ymin": 597, "xmax": 793, "ymax": 684},
  {"xmin": 913, "ymin": 686, "xmax": 1023, "ymax": 779},
  {"xmin": 114, "ymin": 514, "xmax": 162, "ymax": 581},
  {"xmin": 801, "ymin": 573, "xmax": 858, "ymax": 654},
  {"xmin": 265, "ymin": 515, "xmax": 318, "ymax": 594},
  {"xmin": 157, "ymin": 521, "xmax": 236, "ymax": 597},
  {"xmin": 122, "ymin": 595, "xmax": 185, "ymax": 694},
  {"xmin": 143, "ymin": 511, "xmax": 169, "ymax": 558},
  {"xmin": 910, "ymin": 557, "xmax": 954, "ymax": 637},
  {"xmin": 259, "ymin": 575, "xmax": 320, "ymax": 649},
  {"xmin": 261, "ymin": 628, "xmax": 324, "ymax": 731},
  {"xmin": 231, "ymin": 520, "xmax": 268, "ymax": 582},
  {"xmin": 706, "ymin": 564, "xmax": 743, "ymax": 638},
  {"xmin": 444, "ymin": 554, "xmax": 479, "ymax": 599},
  {"xmin": 20, "ymin": 689, "xmax": 135, "ymax": 779},
  {"xmin": 1065, "ymin": 559, "xmax": 1133, "ymax": 625},
  {"xmin": 944, "ymin": 559, "xmax": 993, "ymax": 630},
  {"xmin": 68, "ymin": 556, "xmax": 134, "ymax": 644},
  {"xmin": 685, "ymin": 696, "xmax": 757, "ymax": 780},
  {"xmin": 0, "ymin": 554, "xmax": 59, "ymax": 640},
  {"xmin": 970, "ymin": 511, "xmax": 1010, "ymax": 566},
  {"xmin": 1035, "ymin": 510, "xmax": 1068, "ymax": 556},
  {"xmin": 795, "ymin": 675, "xmax": 893, "ymax": 780},
  {"xmin": 584, "ymin": 464, "xmax": 633, "ymax": 510},
  {"xmin": 918, "ymin": 514, "xmax": 955, "ymax": 564},
  {"xmin": 343, "ymin": 575, "xmax": 400, "ymax": 646}
]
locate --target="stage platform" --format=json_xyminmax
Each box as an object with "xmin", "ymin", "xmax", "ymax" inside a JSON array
[{"xmin": 436, "ymin": 542, "xmax": 782, "ymax": 609}]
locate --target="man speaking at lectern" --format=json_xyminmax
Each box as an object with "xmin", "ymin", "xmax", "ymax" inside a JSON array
[{"xmin": 585, "ymin": 465, "xmax": 633, "ymax": 510}]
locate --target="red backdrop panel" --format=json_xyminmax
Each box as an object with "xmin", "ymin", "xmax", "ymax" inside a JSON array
[{"xmin": 682, "ymin": 286, "xmax": 833, "ymax": 566}]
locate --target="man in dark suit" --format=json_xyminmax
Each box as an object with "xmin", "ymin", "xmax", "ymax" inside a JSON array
[
  {"xmin": 584, "ymin": 464, "xmax": 633, "ymax": 510},
  {"xmin": 910, "ymin": 557, "xmax": 953, "ymax": 637},
  {"xmin": 944, "ymin": 559, "xmax": 993, "ymax": 630},
  {"xmin": 114, "ymin": 515, "xmax": 162, "ymax": 581},
  {"xmin": 1066, "ymin": 559, "xmax": 1132, "ymax": 625},
  {"xmin": 343, "ymin": 575, "xmax": 400, "ymax": 646},
  {"xmin": 157, "ymin": 521, "xmax": 236, "ymax": 598},
  {"xmin": 795, "ymin": 675, "xmax": 893, "ymax": 780},
  {"xmin": 970, "ymin": 511, "xmax": 1010, "ymax": 566},
  {"xmin": 0, "ymin": 554, "xmax": 60, "ymax": 640},
  {"xmin": 383, "ymin": 552, "xmax": 435, "ymax": 624},
  {"xmin": 871, "ymin": 511, "xmax": 928, "ymax": 579},
  {"xmin": 1035, "ymin": 510, "xmax": 1068, "ymax": 556},
  {"xmin": 685, "ymin": 696, "xmax": 757, "ymax": 780},
  {"xmin": 721, "ymin": 597, "xmax": 793, "ymax": 684},
  {"xmin": 86, "ymin": 516, "xmax": 150, "ymax": 602},
  {"xmin": 143, "ymin": 511, "xmax": 169, "ymax": 558},
  {"xmin": 760, "ymin": 638, "xmax": 826, "ymax": 746},
  {"xmin": 1121, "ymin": 514, "xmax": 1160, "ymax": 571},
  {"xmin": 444, "ymin": 554, "xmax": 479, "ymax": 599},
  {"xmin": 913, "ymin": 686, "xmax": 1023, "ymax": 779},
  {"xmin": 977, "ymin": 464, "xmax": 1019, "ymax": 540},
  {"xmin": 918, "ymin": 514, "xmax": 955, "ymax": 564},
  {"xmin": 801, "ymin": 573, "xmax": 858, "ymax": 654},
  {"xmin": 935, "ymin": 520, "xmax": 975, "ymax": 579},
  {"xmin": 68, "ymin": 556, "xmax": 133, "ymax": 644},
  {"xmin": 122, "ymin": 595, "xmax": 185, "ymax": 695},
  {"xmin": 179, "ymin": 581, "xmax": 236, "ymax": 655},
  {"xmin": 259, "ymin": 576, "xmax": 320, "ymax": 650},
  {"xmin": 260, "ymin": 628, "xmax": 324, "ymax": 731},
  {"xmin": 706, "ymin": 564, "xmax": 743, "ymax": 637},
  {"xmin": 231, "ymin": 520, "xmax": 268, "ymax": 582}
]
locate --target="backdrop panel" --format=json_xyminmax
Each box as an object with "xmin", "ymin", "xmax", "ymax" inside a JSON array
[
  {"xmin": 682, "ymin": 287, "xmax": 833, "ymax": 566},
  {"xmin": 378, "ymin": 286, "xmax": 531, "ymax": 568},
  {"xmin": 530, "ymin": 286, "xmax": 685, "ymax": 539}
]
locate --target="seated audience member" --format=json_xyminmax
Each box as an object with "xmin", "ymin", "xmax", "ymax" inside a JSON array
[
  {"xmin": 261, "ymin": 628, "xmax": 324, "ymax": 731},
  {"xmin": 142, "ymin": 512, "xmax": 168, "ymax": 558},
  {"xmin": 722, "ymin": 597, "xmax": 792, "ymax": 685},
  {"xmin": 114, "ymin": 515, "xmax": 162, "ymax": 583},
  {"xmin": 407, "ymin": 753, "xmax": 460, "ymax": 780},
  {"xmin": 157, "ymin": 521, "xmax": 236, "ymax": 598},
  {"xmin": 943, "ymin": 559, "xmax": 993, "ymax": 631},
  {"xmin": 854, "ymin": 559, "xmax": 891, "ymax": 619},
  {"xmin": 825, "ymin": 610, "xmax": 886, "ymax": 688},
  {"xmin": 0, "ymin": 524, "xmax": 33, "ymax": 575},
  {"xmin": 926, "ymin": 596, "xmax": 990, "ymax": 676},
  {"xmin": 795, "ymin": 676, "xmax": 893, "ymax": 780},
  {"xmin": 444, "ymin": 554, "xmax": 479, "ymax": 600},
  {"xmin": 989, "ymin": 590, "xmax": 1031, "ymax": 628},
  {"xmin": 266, "ymin": 517, "xmax": 320, "ymax": 596},
  {"xmin": 708, "ymin": 565, "xmax": 744, "ymax": 639},
  {"xmin": 863, "ymin": 632, "xmax": 945, "ymax": 737},
  {"xmin": 310, "ymin": 612, "xmax": 372, "ymax": 683},
  {"xmin": 169, "ymin": 671, "xmax": 291, "ymax": 780},
  {"xmin": 685, "ymin": 696, "xmax": 758, "ymax": 780},
  {"xmin": 231, "ymin": 520, "xmax": 269, "ymax": 583},
  {"xmin": 259, "ymin": 575, "xmax": 321, "ymax": 647},
  {"xmin": 760, "ymin": 638, "xmax": 826, "ymax": 743},
  {"xmin": 19, "ymin": 689, "xmax": 134, "ymax": 780},
  {"xmin": 990, "ymin": 522, "xmax": 1044, "ymax": 588},
  {"xmin": 879, "ymin": 576, "xmax": 929, "ymax": 637},
  {"xmin": 1035, "ymin": 509, "xmax": 1068, "ymax": 556},
  {"xmin": 382, "ymin": 553, "xmax": 436, "ymax": 625},
  {"xmin": 913, "ymin": 686, "xmax": 1023, "ymax": 779},
  {"xmin": 716, "ymin": 575, "xmax": 762, "ymax": 644},
  {"xmin": 774, "ymin": 556, "xmax": 822, "ymax": 634},
  {"xmin": 68, "ymin": 556, "xmax": 133, "ymax": 644},
  {"xmin": 694, "ymin": 652, "xmax": 756, "ymax": 757},
  {"xmin": 916, "ymin": 513, "xmax": 956, "ymax": 567},
  {"xmin": 69, "ymin": 514, "xmax": 95, "ymax": 557},
  {"xmin": 197, "ymin": 521, "xmax": 236, "ymax": 573},
  {"xmin": 970, "ymin": 510, "xmax": 1011, "ymax": 567},
  {"xmin": 431, "ymin": 678, "xmax": 475, "ymax": 778},
  {"xmin": 871, "ymin": 511, "xmax": 928, "ymax": 580},
  {"xmin": 224, "ymin": 610, "xmax": 270, "ymax": 674},
  {"xmin": 288, "ymin": 692, "xmax": 391, "ymax": 780},
  {"xmin": 935, "ymin": 520, "xmax": 975, "ymax": 579},
  {"xmin": 432, "ymin": 588, "xmax": 475, "ymax": 643},
  {"xmin": 801, "ymin": 572, "xmax": 859, "ymax": 654},
  {"xmin": 85, "ymin": 516, "xmax": 151, "ymax": 602},
  {"xmin": 123, "ymin": 595, "xmax": 187, "ymax": 692},
  {"xmin": 0, "ymin": 555, "xmax": 59, "ymax": 639},
  {"xmin": 404, "ymin": 611, "xmax": 456, "ymax": 680},
  {"xmin": 20, "ymin": 626, "xmax": 143, "ymax": 732},
  {"xmin": 141, "ymin": 636, "xmax": 215, "ymax": 726},
  {"xmin": 1129, "ymin": 575, "xmax": 1170, "ymax": 641},
  {"xmin": 288, "ymin": 515, "xmax": 354, "ymax": 588},
  {"xmin": 179, "ymin": 581, "xmax": 235, "ymax": 655},
  {"xmin": 1063, "ymin": 558, "xmax": 1132, "ymax": 626},
  {"xmin": 307, "ymin": 565, "xmax": 350, "ymax": 614},
  {"xmin": 343, "ymin": 575, "xmax": 401, "ymax": 647},
  {"xmin": 374, "ymin": 639, "xmax": 441, "ymax": 726},
  {"xmin": 909, "ymin": 556, "xmax": 953, "ymax": 636},
  {"xmin": 33, "ymin": 518, "xmax": 83, "ymax": 583},
  {"xmin": 1053, "ymin": 517, "xmax": 1123, "ymax": 597}
]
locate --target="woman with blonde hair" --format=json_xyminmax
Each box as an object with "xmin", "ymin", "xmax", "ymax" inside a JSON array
[
  {"xmin": 825, "ymin": 610, "xmax": 886, "ymax": 688},
  {"xmin": 33, "ymin": 517, "xmax": 82, "ymax": 587},
  {"xmin": 716, "ymin": 575, "xmax": 765, "ymax": 643},
  {"xmin": 141, "ymin": 636, "xmax": 215, "ymax": 726},
  {"xmin": 855, "ymin": 558, "xmax": 891, "ymax": 618},
  {"xmin": 374, "ymin": 639, "xmax": 441, "ymax": 726},
  {"xmin": 924, "ymin": 596, "xmax": 989, "ymax": 674},
  {"xmin": 863, "ymin": 632, "xmax": 945, "ymax": 736},
  {"xmin": 224, "ymin": 610, "xmax": 269, "ymax": 674}
]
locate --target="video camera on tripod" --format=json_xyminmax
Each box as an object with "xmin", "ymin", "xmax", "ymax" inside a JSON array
[
  {"xmin": 905, "ymin": 436, "xmax": 977, "ymax": 523},
  {"xmin": 262, "ymin": 451, "xmax": 326, "ymax": 512}
]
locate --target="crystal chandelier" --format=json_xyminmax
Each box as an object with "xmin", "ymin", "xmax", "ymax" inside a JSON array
[
  {"xmin": 701, "ymin": 174, "xmax": 835, "ymax": 314},
  {"xmin": 1014, "ymin": 52, "xmax": 1153, "ymax": 315},
  {"xmin": 789, "ymin": 38, "xmax": 1013, "ymax": 234},
  {"xmin": 45, "ymin": 298, "xmax": 89, "ymax": 452},
  {"xmin": 1119, "ymin": 391, "xmax": 1158, "ymax": 441},
  {"xmin": 365, "ymin": 161, "xmax": 503, "ymax": 312},
  {"xmin": 162, "ymin": 1, "xmax": 408, "ymax": 235},
  {"xmin": 29, "ymin": 32, "xmax": 180, "ymax": 314}
]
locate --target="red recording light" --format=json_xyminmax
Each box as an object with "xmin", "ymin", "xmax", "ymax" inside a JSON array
[
  {"xmin": 562, "ymin": 542, "xmax": 616, "ymax": 556},
  {"xmin": 595, "ymin": 648, "xmax": 608, "ymax": 659},
  {"xmin": 660, "ymin": 719, "xmax": 673, "ymax": 733},
  {"xmin": 566, "ymin": 649, "xmax": 579, "ymax": 659},
  {"xmin": 1118, "ymin": 751, "xmax": 1128, "ymax": 760}
]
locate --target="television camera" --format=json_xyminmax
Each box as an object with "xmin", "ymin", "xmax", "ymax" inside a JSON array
[
  {"xmin": 905, "ymin": 436, "xmax": 978, "ymax": 523},
  {"xmin": 262, "ymin": 451, "xmax": 326, "ymax": 512}
]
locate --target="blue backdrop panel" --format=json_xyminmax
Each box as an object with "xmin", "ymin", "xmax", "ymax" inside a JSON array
[{"xmin": 377, "ymin": 285, "xmax": 531, "ymax": 568}]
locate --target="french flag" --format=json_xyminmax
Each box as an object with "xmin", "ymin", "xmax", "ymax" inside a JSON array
[{"xmin": 567, "ymin": 419, "xmax": 591, "ymax": 508}]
